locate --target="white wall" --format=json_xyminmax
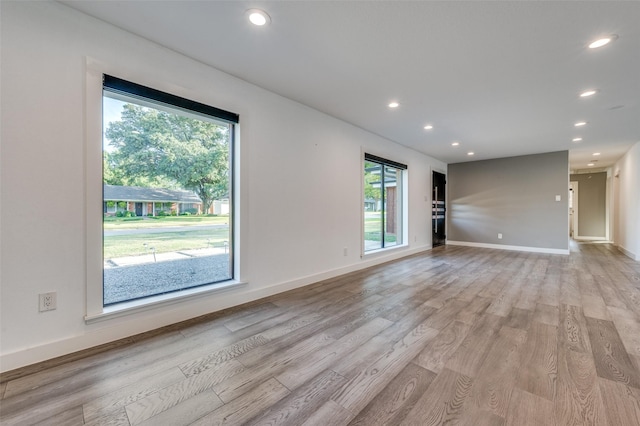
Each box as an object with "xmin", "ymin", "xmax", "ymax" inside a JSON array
[
  {"xmin": 0, "ymin": 2, "xmax": 445, "ymax": 371},
  {"xmin": 613, "ymin": 141, "xmax": 640, "ymax": 260}
]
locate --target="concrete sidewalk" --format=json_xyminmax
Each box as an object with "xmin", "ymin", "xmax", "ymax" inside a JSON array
[
  {"xmin": 105, "ymin": 246, "xmax": 229, "ymax": 268},
  {"xmin": 103, "ymin": 253, "xmax": 231, "ymax": 305}
]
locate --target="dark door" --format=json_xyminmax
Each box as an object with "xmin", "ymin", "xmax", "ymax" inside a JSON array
[
  {"xmin": 135, "ymin": 202, "xmax": 143, "ymax": 216},
  {"xmin": 432, "ymin": 171, "xmax": 446, "ymax": 247}
]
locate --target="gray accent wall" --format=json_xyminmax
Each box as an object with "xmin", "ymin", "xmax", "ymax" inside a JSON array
[
  {"xmin": 570, "ymin": 172, "xmax": 607, "ymax": 238},
  {"xmin": 448, "ymin": 151, "xmax": 569, "ymax": 250}
]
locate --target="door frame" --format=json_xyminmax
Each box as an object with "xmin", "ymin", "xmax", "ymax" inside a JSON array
[{"xmin": 431, "ymin": 167, "xmax": 447, "ymax": 247}]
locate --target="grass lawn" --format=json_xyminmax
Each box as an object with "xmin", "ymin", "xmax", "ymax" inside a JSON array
[
  {"xmin": 104, "ymin": 215, "xmax": 229, "ymax": 230},
  {"xmin": 364, "ymin": 214, "xmax": 397, "ymax": 243},
  {"xmin": 364, "ymin": 214, "xmax": 382, "ymax": 241},
  {"xmin": 104, "ymin": 227, "xmax": 230, "ymax": 258}
]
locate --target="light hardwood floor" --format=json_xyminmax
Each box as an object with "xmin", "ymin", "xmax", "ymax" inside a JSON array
[{"xmin": 1, "ymin": 243, "xmax": 640, "ymax": 425}]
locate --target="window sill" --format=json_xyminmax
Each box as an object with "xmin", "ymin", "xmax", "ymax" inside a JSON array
[
  {"xmin": 362, "ymin": 243, "xmax": 409, "ymax": 258},
  {"xmin": 84, "ymin": 280, "xmax": 247, "ymax": 324}
]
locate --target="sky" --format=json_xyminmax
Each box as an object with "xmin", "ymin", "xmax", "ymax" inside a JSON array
[{"xmin": 103, "ymin": 96, "xmax": 125, "ymax": 151}]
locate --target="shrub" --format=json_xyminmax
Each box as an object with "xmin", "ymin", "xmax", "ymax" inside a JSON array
[
  {"xmin": 156, "ymin": 210, "xmax": 169, "ymax": 217},
  {"xmin": 115, "ymin": 211, "xmax": 124, "ymax": 217},
  {"xmin": 185, "ymin": 208, "xmax": 199, "ymax": 215},
  {"xmin": 180, "ymin": 212, "xmax": 191, "ymax": 216}
]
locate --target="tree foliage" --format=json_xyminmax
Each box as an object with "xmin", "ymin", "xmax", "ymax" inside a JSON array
[
  {"xmin": 364, "ymin": 161, "xmax": 382, "ymax": 202},
  {"xmin": 104, "ymin": 104, "xmax": 230, "ymax": 213}
]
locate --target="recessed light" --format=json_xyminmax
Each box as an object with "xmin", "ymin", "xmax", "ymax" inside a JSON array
[
  {"xmin": 580, "ymin": 89, "xmax": 597, "ymax": 97},
  {"xmin": 588, "ymin": 35, "xmax": 618, "ymax": 49},
  {"xmin": 572, "ymin": 137, "xmax": 583, "ymax": 142},
  {"xmin": 593, "ymin": 152, "xmax": 601, "ymax": 156},
  {"xmin": 247, "ymin": 9, "xmax": 271, "ymax": 26},
  {"xmin": 424, "ymin": 125, "xmax": 433, "ymax": 130},
  {"xmin": 587, "ymin": 163, "xmax": 595, "ymax": 166},
  {"xmin": 467, "ymin": 152, "xmax": 474, "ymax": 156},
  {"xmin": 388, "ymin": 102, "xmax": 399, "ymax": 108},
  {"xmin": 451, "ymin": 142, "xmax": 460, "ymax": 146},
  {"xmin": 574, "ymin": 121, "xmax": 587, "ymax": 127}
]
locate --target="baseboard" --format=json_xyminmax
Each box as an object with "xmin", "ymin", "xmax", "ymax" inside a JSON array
[
  {"xmin": 574, "ymin": 236, "xmax": 607, "ymax": 241},
  {"xmin": 0, "ymin": 244, "xmax": 432, "ymax": 375},
  {"xmin": 242, "ymin": 244, "xmax": 431, "ymax": 297},
  {"xmin": 446, "ymin": 240, "xmax": 570, "ymax": 255},
  {"xmin": 617, "ymin": 245, "xmax": 639, "ymax": 261}
]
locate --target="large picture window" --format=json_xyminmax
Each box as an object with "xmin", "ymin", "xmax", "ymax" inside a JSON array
[
  {"xmin": 102, "ymin": 75, "xmax": 237, "ymax": 306},
  {"xmin": 363, "ymin": 153, "xmax": 406, "ymax": 252}
]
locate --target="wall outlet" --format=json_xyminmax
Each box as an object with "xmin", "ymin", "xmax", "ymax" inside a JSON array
[
  {"xmin": 498, "ymin": 233, "xmax": 503, "ymax": 239},
  {"xmin": 39, "ymin": 292, "xmax": 57, "ymax": 312},
  {"xmin": 343, "ymin": 247, "xmax": 348, "ymax": 257}
]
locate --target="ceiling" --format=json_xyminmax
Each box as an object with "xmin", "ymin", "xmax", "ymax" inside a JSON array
[{"xmin": 61, "ymin": 1, "xmax": 640, "ymax": 170}]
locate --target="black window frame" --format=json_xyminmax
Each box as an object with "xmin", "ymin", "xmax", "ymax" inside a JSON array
[
  {"xmin": 102, "ymin": 74, "xmax": 238, "ymax": 306},
  {"xmin": 364, "ymin": 153, "xmax": 407, "ymax": 252}
]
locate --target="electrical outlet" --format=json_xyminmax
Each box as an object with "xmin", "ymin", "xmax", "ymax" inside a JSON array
[
  {"xmin": 39, "ymin": 292, "xmax": 57, "ymax": 312},
  {"xmin": 498, "ymin": 233, "xmax": 503, "ymax": 239}
]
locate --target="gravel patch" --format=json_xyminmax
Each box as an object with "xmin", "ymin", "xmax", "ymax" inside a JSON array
[{"xmin": 104, "ymin": 253, "xmax": 231, "ymax": 305}]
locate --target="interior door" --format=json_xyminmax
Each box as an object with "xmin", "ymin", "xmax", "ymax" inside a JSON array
[{"xmin": 432, "ymin": 171, "xmax": 446, "ymax": 247}]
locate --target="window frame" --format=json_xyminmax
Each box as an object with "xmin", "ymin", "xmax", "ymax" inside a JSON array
[
  {"xmin": 85, "ymin": 63, "xmax": 243, "ymax": 322},
  {"xmin": 362, "ymin": 152, "xmax": 408, "ymax": 255}
]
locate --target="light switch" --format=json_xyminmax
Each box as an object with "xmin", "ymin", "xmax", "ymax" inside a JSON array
[{"xmin": 555, "ymin": 195, "xmax": 561, "ymax": 201}]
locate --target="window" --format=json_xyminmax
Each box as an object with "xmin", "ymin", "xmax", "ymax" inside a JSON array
[
  {"xmin": 102, "ymin": 75, "xmax": 237, "ymax": 306},
  {"xmin": 104, "ymin": 201, "xmax": 117, "ymax": 214},
  {"xmin": 363, "ymin": 153, "xmax": 406, "ymax": 252}
]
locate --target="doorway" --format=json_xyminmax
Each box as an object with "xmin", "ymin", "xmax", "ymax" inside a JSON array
[
  {"xmin": 432, "ymin": 171, "xmax": 446, "ymax": 247},
  {"xmin": 569, "ymin": 181, "xmax": 578, "ymax": 238}
]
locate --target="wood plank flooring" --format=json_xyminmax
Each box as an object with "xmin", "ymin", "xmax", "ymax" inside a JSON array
[{"xmin": 2, "ymin": 242, "xmax": 640, "ymax": 425}]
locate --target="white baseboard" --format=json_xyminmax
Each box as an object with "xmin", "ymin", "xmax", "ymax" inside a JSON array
[
  {"xmin": 0, "ymin": 244, "xmax": 432, "ymax": 373},
  {"xmin": 446, "ymin": 240, "xmax": 570, "ymax": 255},
  {"xmin": 574, "ymin": 236, "xmax": 607, "ymax": 241},
  {"xmin": 617, "ymin": 245, "xmax": 639, "ymax": 261}
]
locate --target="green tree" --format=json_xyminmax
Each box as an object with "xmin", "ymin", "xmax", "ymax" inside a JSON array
[
  {"xmin": 364, "ymin": 161, "xmax": 382, "ymax": 206},
  {"xmin": 104, "ymin": 150, "xmax": 177, "ymax": 188},
  {"xmin": 105, "ymin": 104, "xmax": 229, "ymax": 213}
]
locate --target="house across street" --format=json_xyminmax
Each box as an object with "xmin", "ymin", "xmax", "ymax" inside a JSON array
[{"xmin": 104, "ymin": 184, "xmax": 229, "ymax": 216}]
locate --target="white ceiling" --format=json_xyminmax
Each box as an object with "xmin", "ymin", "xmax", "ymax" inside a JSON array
[{"xmin": 62, "ymin": 1, "xmax": 640, "ymax": 170}]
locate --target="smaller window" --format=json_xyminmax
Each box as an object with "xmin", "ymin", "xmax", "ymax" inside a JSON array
[
  {"xmin": 104, "ymin": 201, "xmax": 117, "ymax": 214},
  {"xmin": 363, "ymin": 153, "xmax": 406, "ymax": 252}
]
